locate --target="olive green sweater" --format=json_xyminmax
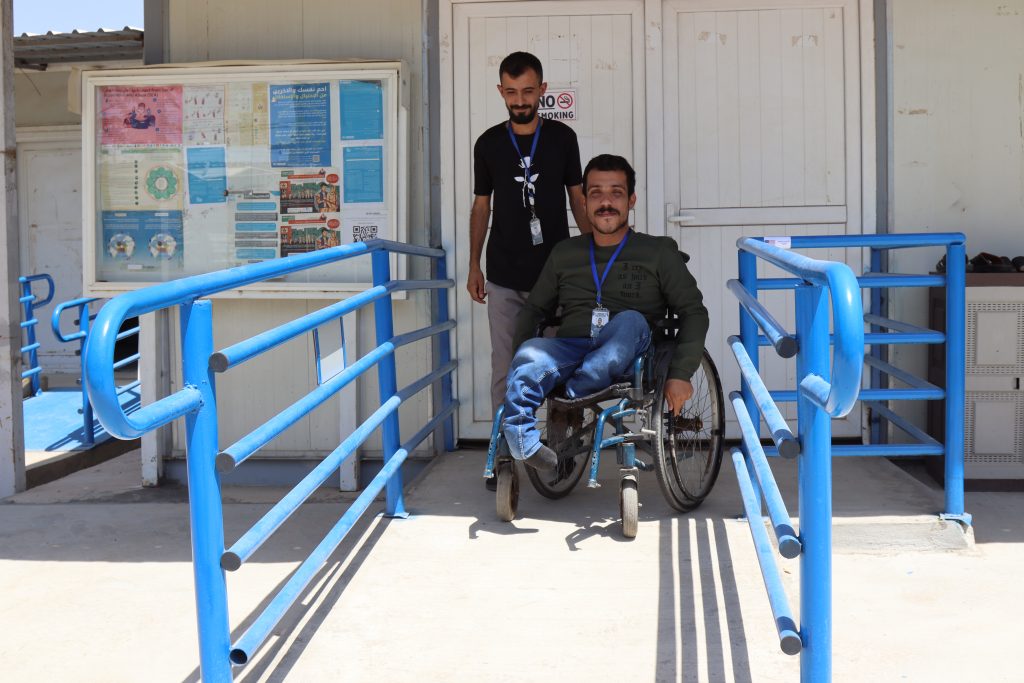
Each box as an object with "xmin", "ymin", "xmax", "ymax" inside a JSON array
[{"xmin": 513, "ymin": 230, "xmax": 710, "ymax": 380}]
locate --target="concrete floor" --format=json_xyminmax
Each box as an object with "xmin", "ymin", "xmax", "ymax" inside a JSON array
[{"xmin": 1, "ymin": 448, "xmax": 1021, "ymax": 682}]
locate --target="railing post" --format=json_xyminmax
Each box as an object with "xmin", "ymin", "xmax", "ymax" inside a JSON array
[
  {"xmin": 20, "ymin": 279, "xmax": 41, "ymax": 396},
  {"xmin": 435, "ymin": 255, "xmax": 455, "ymax": 451},
  {"xmin": 371, "ymin": 250, "xmax": 407, "ymax": 517},
  {"xmin": 868, "ymin": 247, "xmax": 884, "ymax": 445},
  {"xmin": 943, "ymin": 241, "xmax": 966, "ymax": 519},
  {"xmin": 81, "ymin": 303, "xmax": 95, "ymax": 446},
  {"xmin": 738, "ymin": 249, "xmax": 762, "ymax": 508},
  {"xmin": 180, "ymin": 299, "xmax": 232, "ymax": 682},
  {"xmin": 795, "ymin": 284, "xmax": 832, "ymax": 683}
]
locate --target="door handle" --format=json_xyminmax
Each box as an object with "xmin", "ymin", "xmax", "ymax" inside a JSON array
[{"xmin": 667, "ymin": 214, "xmax": 696, "ymax": 224}]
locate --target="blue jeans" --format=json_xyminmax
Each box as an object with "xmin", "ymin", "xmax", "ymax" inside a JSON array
[{"xmin": 502, "ymin": 310, "xmax": 652, "ymax": 460}]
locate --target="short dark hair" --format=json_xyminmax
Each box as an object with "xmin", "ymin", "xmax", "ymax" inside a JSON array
[
  {"xmin": 583, "ymin": 154, "xmax": 636, "ymax": 196},
  {"xmin": 499, "ymin": 51, "xmax": 543, "ymax": 82}
]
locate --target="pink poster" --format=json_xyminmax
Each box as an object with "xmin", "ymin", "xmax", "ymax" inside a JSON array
[{"xmin": 100, "ymin": 85, "xmax": 183, "ymax": 146}]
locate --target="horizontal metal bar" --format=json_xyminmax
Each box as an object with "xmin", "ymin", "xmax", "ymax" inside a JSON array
[
  {"xmin": 18, "ymin": 294, "xmax": 35, "ymax": 303},
  {"xmin": 728, "ymin": 337, "xmax": 799, "ymax": 458},
  {"xmin": 864, "ymin": 331, "xmax": 944, "ymax": 345},
  {"xmin": 222, "ymin": 394, "xmax": 402, "ymax": 569},
  {"xmin": 728, "ymin": 397, "xmax": 801, "ymax": 558},
  {"xmin": 399, "ymin": 400, "xmax": 460, "ymax": 462},
  {"xmin": 396, "ymin": 360, "xmax": 458, "ymax": 403},
  {"xmin": 115, "ymin": 327, "xmax": 140, "ymax": 341},
  {"xmin": 763, "ymin": 443, "xmax": 945, "ymax": 457},
  {"xmin": 218, "ymin": 342, "xmax": 392, "ymax": 469},
  {"xmin": 731, "ymin": 450, "xmax": 802, "ymax": 656},
  {"xmin": 21, "ymin": 366, "xmax": 42, "ymax": 379},
  {"xmin": 863, "ymin": 355, "xmax": 942, "ymax": 392},
  {"xmin": 787, "ymin": 233, "xmax": 965, "ymax": 249},
  {"xmin": 390, "ymin": 320, "xmax": 457, "ymax": 350},
  {"xmin": 863, "ymin": 313, "xmax": 939, "ymax": 336},
  {"xmin": 388, "ymin": 278, "xmax": 455, "ymax": 293},
  {"xmin": 112, "ymin": 353, "xmax": 140, "ymax": 370},
  {"xmin": 116, "ymin": 380, "xmax": 142, "ymax": 395},
  {"xmin": 20, "ymin": 318, "xmax": 38, "ymax": 328},
  {"xmin": 727, "ymin": 280, "xmax": 797, "ymax": 358},
  {"xmin": 210, "ymin": 285, "xmax": 389, "ymax": 372},
  {"xmin": 754, "ymin": 274, "xmax": 946, "ymax": 290},
  {"xmin": 20, "ymin": 342, "xmax": 41, "ymax": 353},
  {"xmin": 863, "ymin": 400, "xmax": 943, "ymax": 450},
  {"xmin": 769, "ymin": 387, "xmax": 944, "ymax": 402},
  {"xmin": 229, "ymin": 443, "xmax": 412, "ymax": 666}
]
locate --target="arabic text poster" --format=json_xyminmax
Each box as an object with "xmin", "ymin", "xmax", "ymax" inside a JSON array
[
  {"xmin": 339, "ymin": 80, "xmax": 384, "ymax": 141},
  {"xmin": 342, "ymin": 146, "xmax": 384, "ymax": 204},
  {"xmin": 186, "ymin": 147, "xmax": 227, "ymax": 205},
  {"xmin": 269, "ymin": 83, "xmax": 331, "ymax": 167},
  {"xmin": 100, "ymin": 85, "xmax": 183, "ymax": 146},
  {"xmin": 278, "ymin": 169, "xmax": 340, "ymax": 214}
]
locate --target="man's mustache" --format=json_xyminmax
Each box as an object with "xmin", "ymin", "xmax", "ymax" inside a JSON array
[{"xmin": 595, "ymin": 207, "xmax": 620, "ymax": 216}]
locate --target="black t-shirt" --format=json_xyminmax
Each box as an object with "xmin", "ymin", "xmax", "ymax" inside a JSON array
[{"xmin": 473, "ymin": 118, "xmax": 583, "ymax": 292}]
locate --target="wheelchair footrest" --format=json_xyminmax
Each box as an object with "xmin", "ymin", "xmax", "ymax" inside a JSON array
[{"xmin": 548, "ymin": 382, "xmax": 633, "ymax": 410}]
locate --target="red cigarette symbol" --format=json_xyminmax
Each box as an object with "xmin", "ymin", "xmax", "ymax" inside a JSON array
[{"xmin": 557, "ymin": 92, "xmax": 574, "ymax": 109}]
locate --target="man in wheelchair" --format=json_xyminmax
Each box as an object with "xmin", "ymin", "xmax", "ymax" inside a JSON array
[{"xmin": 501, "ymin": 154, "xmax": 710, "ymax": 479}]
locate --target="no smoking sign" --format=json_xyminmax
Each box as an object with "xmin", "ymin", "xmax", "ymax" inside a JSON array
[{"xmin": 538, "ymin": 88, "xmax": 578, "ymax": 122}]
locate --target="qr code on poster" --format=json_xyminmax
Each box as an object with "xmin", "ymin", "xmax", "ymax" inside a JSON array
[{"xmin": 352, "ymin": 224, "xmax": 379, "ymax": 242}]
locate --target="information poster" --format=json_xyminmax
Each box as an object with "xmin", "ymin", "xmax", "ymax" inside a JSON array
[
  {"xmin": 100, "ymin": 85, "xmax": 183, "ymax": 146},
  {"xmin": 88, "ymin": 67, "xmax": 400, "ymax": 290},
  {"xmin": 269, "ymin": 83, "xmax": 331, "ymax": 167}
]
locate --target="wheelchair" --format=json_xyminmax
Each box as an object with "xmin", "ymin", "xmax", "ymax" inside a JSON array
[{"xmin": 483, "ymin": 319, "xmax": 725, "ymax": 538}]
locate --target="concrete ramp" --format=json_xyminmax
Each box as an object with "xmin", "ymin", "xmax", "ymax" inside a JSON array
[{"xmin": 1, "ymin": 449, "xmax": 1018, "ymax": 682}]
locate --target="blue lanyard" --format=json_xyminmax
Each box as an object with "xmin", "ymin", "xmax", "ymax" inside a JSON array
[
  {"xmin": 589, "ymin": 230, "xmax": 631, "ymax": 306},
  {"xmin": 507, "ymin": 119, "xmax": 541, "ymax": 168}
]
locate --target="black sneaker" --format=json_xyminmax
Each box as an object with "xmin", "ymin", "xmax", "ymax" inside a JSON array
[
  {"xmin": 523, "ymin": 444, "xmax": 558, "ymax": 473},
  {"xmin": 485, "ymin": 475, "xmax": 497, "ymax": 492}
]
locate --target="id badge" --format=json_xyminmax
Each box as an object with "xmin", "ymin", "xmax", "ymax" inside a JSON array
[
  {"xmin": 590, "ymin": 306, "xmax": 610, "ymax": 338},
  {"xmin": 530, "ymin": 216, "xmax": 543, "ymax": 246}
]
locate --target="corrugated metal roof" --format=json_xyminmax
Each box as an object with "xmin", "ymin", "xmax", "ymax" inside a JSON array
[{"xmin": 14, "ymin": 27, "xmax": 144, "ymax": 70}]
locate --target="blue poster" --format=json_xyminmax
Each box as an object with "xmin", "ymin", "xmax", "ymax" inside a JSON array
[
  {"xmin": 101, "ymin": 210, "xmax": 184, "ymax": 270},
  {"xmin": 186, "ymin": 147, "xmax": 227, "ymax": 204},
  {"xmin": 269, "ymin": 82, "xmax": 331, "ymax": 167},
  {"xmin": 339, "ymin": 80, "xmax": 384, "ymax": 141},
  {"xmin": 343, "ymin": 146, "xmax": 384, "ymax": 204}
]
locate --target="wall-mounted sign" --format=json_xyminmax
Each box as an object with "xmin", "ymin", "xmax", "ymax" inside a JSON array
[{"xmin": 538, "ymin": 88, "xmax": 578, "ymax": 122}]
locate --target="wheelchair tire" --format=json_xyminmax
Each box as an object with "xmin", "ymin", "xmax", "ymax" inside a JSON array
[
  {"xmin": 619, "ymin": 478, "xmax": 638, "ymax": 539},
  {"xmin": 525, "ymin": 405, "xmax": 593, "ymax": 499},
  {"xmin": 652, "ymin": 349, "xmax": 725, "ymax": 512},
  {"xmin": 495, "ymin": 460, "xmax": 519, "ymax": 522}
]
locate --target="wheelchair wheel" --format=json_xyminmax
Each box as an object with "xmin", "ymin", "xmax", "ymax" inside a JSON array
[
  {"xmin": 619, "ymin": 478, "xmax": 638, "ymax": 539},
  {"xmin": 653, "ymin": 349, "xmax": 725, "ymax": 512},
  {"xmin": 495, "ymin": 460, "xmax": 519, "ymax": 522},
  {"xmin": 525, "ymin": 404, "xmax": 593, "ymax": 499}
]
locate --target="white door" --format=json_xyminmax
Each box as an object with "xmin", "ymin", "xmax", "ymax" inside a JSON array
[
  {"xmin": 660, "ymin": 0, "xmax": 871, "ymax": 437},
  {"xmin": 17, "ymin": 128, "xmax": 86, "ymax": 376},
  {"xmin": 449, "ymin": 0, "xmax": 647, "ymax": 438}
]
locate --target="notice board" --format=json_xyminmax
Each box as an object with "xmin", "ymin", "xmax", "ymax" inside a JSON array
[{"xmin": 82, "ymin": 62, "xmax": 407, "ymax": 297}]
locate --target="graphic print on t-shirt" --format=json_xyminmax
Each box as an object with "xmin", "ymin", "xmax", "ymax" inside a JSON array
[{"xmin": 513, "ymin": 156, "xmax": 539, "ymax": 210}]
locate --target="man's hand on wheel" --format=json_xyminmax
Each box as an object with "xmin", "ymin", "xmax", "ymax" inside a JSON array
[
  {"xmin": 664, "ymin": 379, "xmax": 693, "ymax": 416},
  {"xmin": 467, "ymin": 266, "xmax": 487, "ymax": 304}
]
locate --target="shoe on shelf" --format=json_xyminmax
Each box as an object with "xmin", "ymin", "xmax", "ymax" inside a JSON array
[{"xmin": 969, "ymin": 252, "xmax": 1014, "ymax": 273}]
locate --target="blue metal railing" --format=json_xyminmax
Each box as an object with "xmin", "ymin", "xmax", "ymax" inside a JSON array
[
  {"xmin": 52, "ymin": 298, "xmax": 140, "ymax": 447},
  {"xmin": 18, "ymin": 274, "xmax": 55, "ymax": 396},
  {"xmin": 729, "ymin": 232, "xmax": 968, "ymax": 682},
  {"xmin": 730, "ymin": 237, "xmax": 865, "ymax": 682},
  {"xmin": 83, "ymin": 240, "xmax": 457, "ymax": 681}
]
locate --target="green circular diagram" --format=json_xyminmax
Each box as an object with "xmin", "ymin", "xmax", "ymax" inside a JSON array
[{"xmin": 145, "ymin": 166, "xmax": 179, "ymax": 200}]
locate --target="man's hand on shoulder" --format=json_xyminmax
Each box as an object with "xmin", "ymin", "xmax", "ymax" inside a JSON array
[
  {"xmin": 467, "ymin": 266, "xmax": 487, "ymax": 304},
  {"xmin": 664, "ymin": 378, "xmax": 693, "ymax": 415}
]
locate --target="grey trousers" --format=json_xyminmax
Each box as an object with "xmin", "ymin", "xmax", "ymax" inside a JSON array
[{"xmin": 485, "ymin": 281, "xmax": 530, "ymax": 414}]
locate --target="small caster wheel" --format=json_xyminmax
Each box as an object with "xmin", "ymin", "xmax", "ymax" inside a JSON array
[
  {"xmin": 496, "ymin": 460, "xmax": 519, "ymax": 522},
  {"xmin": 620, "ymin": 478, "xmax": 638, "ymax": 539}
]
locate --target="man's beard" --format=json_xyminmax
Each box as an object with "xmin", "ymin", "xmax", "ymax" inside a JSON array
[
  {"xmin": 508, "ymin": 104, "xmax": 537, "ymax": 124},
  {"xmin": 591, "ymin": 211, "xmax": 629, "ymax": 234}
]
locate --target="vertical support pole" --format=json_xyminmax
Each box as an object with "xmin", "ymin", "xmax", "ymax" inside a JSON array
[
  {"xmin": 371, "ymin": 250, "xmax": 407, "ymax": 517},
  {"xmin": 868, "ymin": 248, "xmax": 883, "ymax": 445},
  {"xmin": 141, "ymin": 310, "xmax": 171, "ymax": 487},
  {"xmin": 795, "ymin": 284, "xmax": 832, "ymax": 683},
  {"xmin": 944, "ymin": 242, "xmax": 966, "ymax": 518},
  {"xmin": 20, "ymin": 281, "xmax": 40, "ymax": 396},
  {"xmin": 738, "ymin": 249, "xmax": 762, "ymax": 508},
  {"xmin": 435, "ymin": 255, "xmax": 455, "ymax": 451},
  {"xmin": 0, "ymin": 0, "xmax": 26, "ymax": 498},
  {"xmin": 180, "ymin": 300, "xmax": 232, "ymax": 682},
  {"xmin": 81, "ymin": 303, "xmax": 94, "ymax": 447}
]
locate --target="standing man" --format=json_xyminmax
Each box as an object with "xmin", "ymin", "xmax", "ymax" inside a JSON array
[{"xmin": 467, "ymin": 51, "xmax": 591, "ymax": 420}]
